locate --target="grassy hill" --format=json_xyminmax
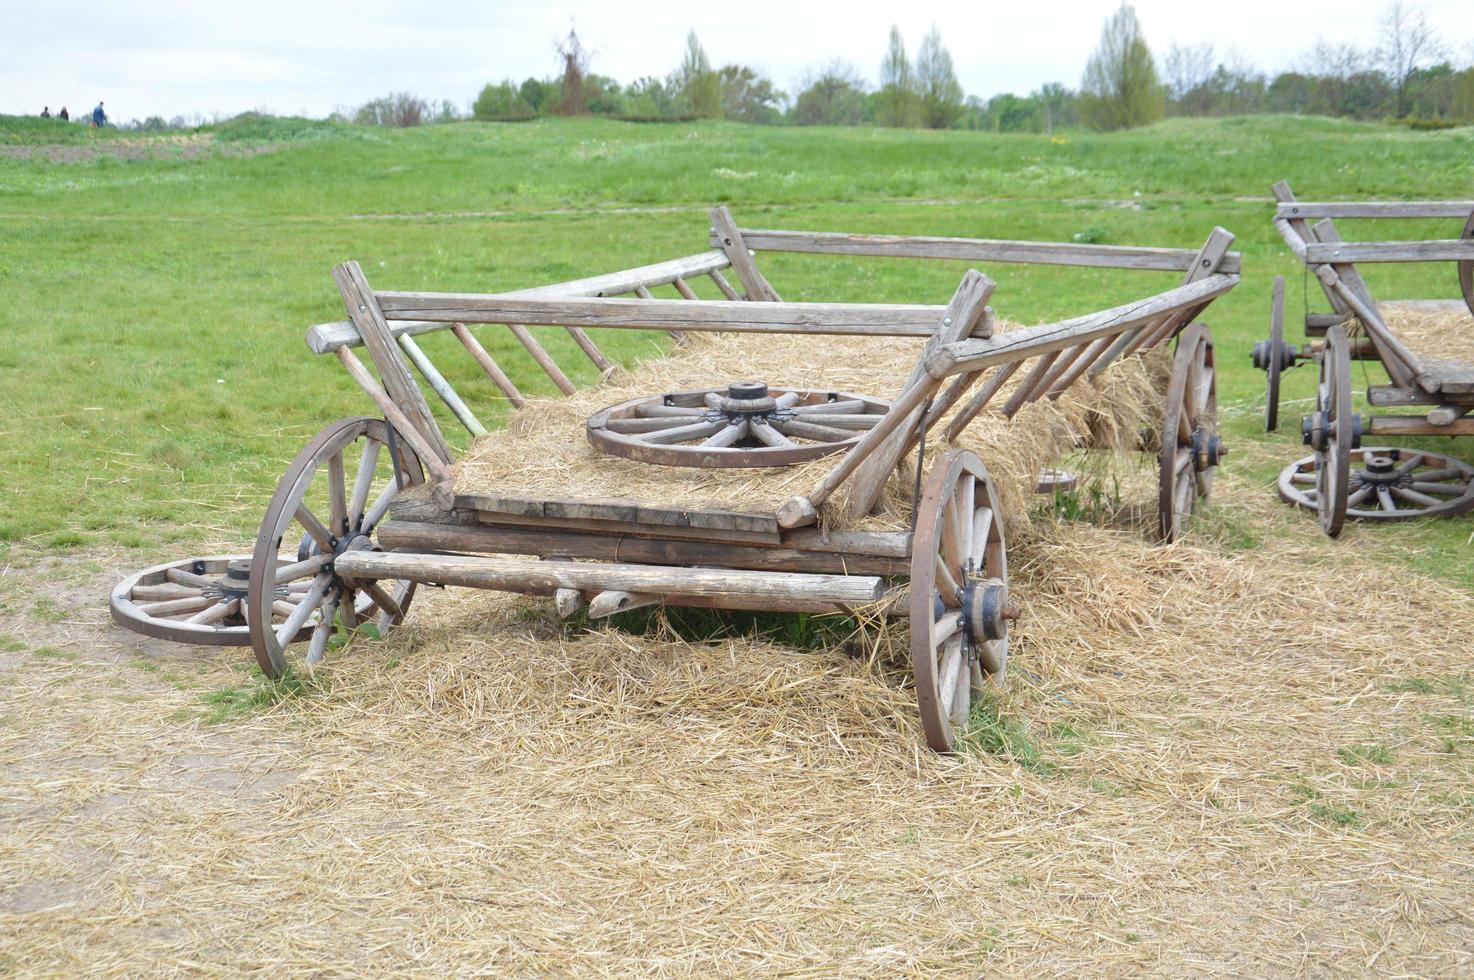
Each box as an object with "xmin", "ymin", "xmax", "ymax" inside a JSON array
[{"xmin": 1, "ymin": 113, "xmax": 1472, "ymax": 582}]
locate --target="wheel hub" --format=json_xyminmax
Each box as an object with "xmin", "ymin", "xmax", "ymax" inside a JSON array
[
  {"xmin": 1190, "ymin": 427, "xmax": 1226, "ymax": 471},
  {"xmin": 1251, "ymin": 339, "xmax": 1299, "ymax": 372},
  {"xmin": 1353, "ymin": 450, "xmax": 1411, "ymax": 489},
  {"xmin": 960, "ymin": 576, "xmax": 1012, "ymax": 644}
]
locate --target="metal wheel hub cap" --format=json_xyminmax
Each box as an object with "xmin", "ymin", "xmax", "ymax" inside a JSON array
[
  {"xmin": 1252, "ymin": 339, "xmax": 1298, "ymax": 372},
  {"xmin": 1190, "ymin": 428, "xmax": 1225, "ymax": 471},
  {"xmin": 960, "ymin": 577, "xmax": 1011, "ymax": 644}
]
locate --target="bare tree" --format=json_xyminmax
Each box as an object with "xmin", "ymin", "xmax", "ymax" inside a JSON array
[
  {"xmin": 1164, "ymin": 42, "xmax": 1215, "ymax": 111},
  {"xmin": 1377, "ymin": 1, "xmax": 1444, "ymax": 116},
  {"xmin": 553, "ymin": 25, "xmax": 592, "ymax": 115},
  {"xmin": 673, "ymin": 30, "xmax": 722, "ymax": 117}
]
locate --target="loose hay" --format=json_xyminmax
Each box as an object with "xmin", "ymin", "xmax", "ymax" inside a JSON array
[
  {"xmin": 1375, "ymin": 303, "xmax": 1474, "ymax": 367},
  {"xmin": 5, "ymin": 471, "xmax": 1474, "ymax": 974},
  {"xmin": 455, "ymin": 327, "xmax": 1166, "ymax": 535}
]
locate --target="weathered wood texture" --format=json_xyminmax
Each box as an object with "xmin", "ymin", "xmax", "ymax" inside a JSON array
[
  {"xmin": 718, "ymin": 228, "xmax": 1243, "ymax": 274},
  {"xmin": 1303, "ymin": 240, "xmax": 1474, "ymax": 264},
  {"xmin": 332, "ymin": 550, "xmax": 885, "ymax": 608},
  {"xmin": 710, "ymin": 205, "xmax": 781, "ymax": 301},
  {"xmin": 1277, "ymin": 202, "xmax": 1474, "ymax": 220}
]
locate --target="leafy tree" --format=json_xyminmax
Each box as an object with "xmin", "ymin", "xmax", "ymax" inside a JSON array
[
  {"xmin": 473, "ymin": 81, "xmax": 533, "ymax": 120},
  {"xmin": 792, "ymin": 63, "xmax": 868, "ymax": 126},
  {"xmin": 877, "ymin": 25, "xmax": 921, "ymax": 127},
  {"xmin": 674, "ymin": 31, "xmax": 722, "ymax": 117},
  {"xmin": 916, "ymin": 26, "xmax": 964, "ymax": 128},
  {"xmin": 354, "ymin": 93, "xmax": 428, "ymax": 127},
  {"xmin": 519, "ymin": 78, "xmax": 552, "ymax": 114},
  {"xmin": 624, "ymin": 77, "xmax": 676, "ymax": 117},
  {"xmin": 719, "ymin": 64, "xmax": 783, "ymax": 123},
  {"xmin": 1079, "ymin": 4, "xmax": 1165, "ymax": 130},
  {"xmin": 1454, "ymin": 67, "xmax": 1474, "ymax": 122}
]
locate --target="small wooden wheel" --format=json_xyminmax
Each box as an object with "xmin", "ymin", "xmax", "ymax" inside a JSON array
[
  {"xmin": 111, "ymin": 555, "xmax": 286, "ymax": 646},
  {"xmin": 586, "ymin": 382, "xmax": 889, "ymax": 468},
  {"xmin": 1300, "ymin": 325, "xmax": 1358, "ymax": 537},
  {"xmin": 1251, "ymin": 275, "xmax": 1303, "ymax": 432},
  {"xmin": 1159, "ymin": 323, "xmax": 1223, "ymax": 543},
  {"xmin": 248, "ymin": 417, "xmax": 424, "ymax": 678},
  {"xmin": 1278, "ymin": 448, "xmax": 1474, "ymax": 521},
  {"xmin": 909, "ymin": 449, "xmax": 1010, "ymax": 753},
  {"xmin": 1459, "ymin": 211, "xmax": 1474, "ymax": 318}
]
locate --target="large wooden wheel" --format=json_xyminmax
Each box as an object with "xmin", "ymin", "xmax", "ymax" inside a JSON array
[
  {"xmin": 1459, "ymin": 211, "xmax": 1474, "ymax": 318},
  {"xmin": 1278, "ymin": 447, "xmax": 1474, "ymax": 521},
  {"xmin": 586, "ymin": 382, "xmax": 889, "ymax": 468},
  {"xmin": 1300, "ymin": 325, "xmax": 1358, "ymax": 537},
  {"xmin": 909, "ymin": 449, "xmax": 1011, "ymax": 753},
  {"xmin": 1251, "ymin": 275, "xmax": 1304, "ymax": 432},
  {"xmin": 247, "ymin": 417, "xmax": 424, "ymax": 678},
  {"xmin": 111, "ymin": 555, "xmax": 289, "ymax": 646},
  {"xmin": 1158, "ymin": 323, "xmax": 1223, "ymax": 543}
]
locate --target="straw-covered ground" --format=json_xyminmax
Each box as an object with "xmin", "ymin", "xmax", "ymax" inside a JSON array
[{"xmin": 4, "ymin": 435, "xmax": 1473, "ymax": 973}]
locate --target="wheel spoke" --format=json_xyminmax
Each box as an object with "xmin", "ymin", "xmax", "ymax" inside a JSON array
[
  {"xmin": 1392, "ymin": 485, "xmax": 1442, "ymax": 509},
  {"xmin": 605, "ymin": 416, "xmax": 706, "ymax": 435},
  {"xmin": 792, "ymin": 399, "xmax": 866, "ymax": 415},
  {"xmin": 348, "ymin": 439, "xmax": 382, "ymax": 527},
  {"xmin": 1376, "ymin": 486, "xmax": 1397, "ymax": 512},
  {"xmin": 935, "ymin": 553, "xmax": 961, "ymax": 600},
  {"xmin": 956, "ymin": 477, "xmax": 975, "ymax": 570},
  {"xmin": 139, "ymin": 595, "xmax": 215, "ymax": 617},
  {"xmin": 970, "ymin": 507, "xmax": 994, "ymax": 567},
  {"xmin": 327, "ymin": 451, "xmax": 348, "ymax": 538},
  {"xmin": 635, "ymin": 404, "xmax": 703, "ymax": 418},
  {"xmin": 304, "ymin": 608, "xmax": 334, "ymax": 667},
  {"xmin": 770, "ymin": 419, "xmax": 854, "ymax": 442},
  {"xmin": 186, "ymin": 599, "xmax": 238, "ymax": 625},
  {"xmin": 276, "ymin": 575, "xmax": 329, "ymax": 648},
  {"xmin": 788, "ymin": 413, "xmax": 880, "ymax": 430},
  {"xmin": 295, "ymin": 504, "xmax": 334, "ymax": 551},
  {"xmin": 1409, "ymin": 480, "xmax": 1471, "ymax": 496},
  {"xmin": 165, "ymin": 567, "xmax": 214, "ymax": 590},
  {"xmin": 939, "ymin": 498, "xmax": 963, "ymax": 574},
  {"xmin": 361, "ymin": 581, "xmax": 404, "ymax": 623},
  {"xmin": 978, "ymin": 639, "xmax": 1005, "ymax": 675},
  {"xmin": 1346, "ymin": 485, "xmax": 1373, "ymax": 507},
  {"xmin": 275, "ymin": 553, "xmax": 331, "ymax": 584},
  {"xmin": 700, "ymin": 420, "xmax": 748, "ymax": 448},
  {"xmin": 1394, "ymin": 453, "xmax": 1424, "ymax": 476},
  {"xmin": 640, "ymin": 419, "xmax": 726, "ymax": 445},
  {"xmin": 931, "ymin": 610, "xmax": 962, "ymax": 649},
  {"xmin": 378, "ymin": 581, "xmax": 416, "ymax": 631},
  {"xmin": 748, "ymin": 422, "xmax": 794, "ymax": 448},
  {"xmin": 937, "ymin": 636, "xmax": 965, "ymax": 724}
]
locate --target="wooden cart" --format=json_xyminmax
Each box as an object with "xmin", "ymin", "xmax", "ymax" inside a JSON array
[
  {"xmin": 1258, "ymin": 181, "xmax": 1474, "ymax": 535},
  {"xmin": 111, "ymin": 211, "xmax": 1239, "ymax": 751}
]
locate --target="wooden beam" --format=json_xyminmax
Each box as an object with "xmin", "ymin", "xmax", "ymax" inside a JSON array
[
  {"xmin": 715, "ymin": 228, "xmax": 1243, "ymax": 274},
  {"xmin": 710, "ymin": 205, "xmax": 781, "ymax": 302},
  {"xmin": 450, "ymin": 323, "xmax": 525, "ymax": 408},
  {"xmin": 1367, "ymin": 416, "xmax": 1474, "ymax": 436},
  {"xmin": 1276, "ymin": 201, "xmax": 1474, "ymax": 220},
  {"xmin": 931, "ymin": 273, "xmax": 1239, "ymax": 378},
  {"xmin": 332, "ymin": 551, "xmax": 885, "ymax": 607},
  {"xmin": 333, "ymin": 261, "xmax": 452, "ymax": 464},
  {"xmin": 397, "ymin": 334, "xmax": 485, "ymax": 437},
  {"xmin": 1304, "ymin": 240, "xmax": 1474, "ymax": 264}
]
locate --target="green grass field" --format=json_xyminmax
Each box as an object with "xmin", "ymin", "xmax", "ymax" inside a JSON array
[{"xmin": 2, "ymin": 113, "xmax": 1472, "ymax": 583}]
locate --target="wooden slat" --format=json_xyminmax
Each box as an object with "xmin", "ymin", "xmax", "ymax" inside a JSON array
[
  {"xmin": 323, "ymin": 295, "xmax": 951, "ymax": 344},
  {"xmin": 710, "ymin": 205, "xmax": 781, "ymax": 302},
  {"xmin": 719, "ymin": 227, "xmax": 1243, "ymax": 274},
  {"xmin": 1277, "ymin": 201, "xmax": 1474, "ymax": 220},
  {"xmin": 562, "ymin": 326, "xmax": 613, "ymax": 372},
  {"xmin": 1274, "ymin": 181, "xmax": 1352, "ymax": 318},
  {"xmin": 506, "ymin": 324, "xmax": 576, "ymax": 395},
  {"xmin": 333, "ymin": 261, "xmax": 452, "ymax": 464},
  {"xmin": 450, "ymin": 323, "xmax": 525, "ymax": 408},
  {"xmin": 708, "ymin": 269, "xmax": 740, "ymax": 301},
  {"xmin": 397, "ymin": 334, "xmax": 485, "ymax": 436},
  {"xmin": 931, "ymin": 274, "xmax": 1239, "ymax": 378},
  {"xmin": 1303, "ymin": 240, "xmax": 1474, "ymax": 264},
  {"xmin": 455, "ymin": 493, "xmax": 780, "ymax": 537}
]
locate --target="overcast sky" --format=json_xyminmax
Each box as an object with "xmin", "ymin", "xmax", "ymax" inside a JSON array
[{"xmin": 4, "ymin": 0, "xmax": 1470, "ymax": 121}]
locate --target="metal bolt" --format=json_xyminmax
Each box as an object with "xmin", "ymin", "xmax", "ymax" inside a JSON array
[
  {"xmin": 943, "ymin": 316, "xmax": 953, "ymax": 326},
  {"xmin": 359, "ymin": 304, "xmax": 366, "ymax": 312},
  {"xmin": 1001, "ymin": 605, "xmax": 1022, "ymax": 621}
]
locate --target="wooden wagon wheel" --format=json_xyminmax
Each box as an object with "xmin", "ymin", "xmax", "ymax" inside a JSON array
[
  {"xmin": 1300, "ymin": 325, "xmax": 1358, "ymax": 538},
  {"xmin": 247, "ymin": 417, "xmax": 424, "ymax": 678},
  {"xmin": 111, "ymin": 555, "xmax": 298, "ymax": 646},
  {"xmin": 587, "ymin": 382, "xmax": 889, "ymax": 468},
  {"xmin": 1158, "ymin": 323, "xmax": 1223, "ymax": 543},
  {"xmin": 1251, "ymin": 275, "xmax": 1304, "ymax": 432},
  {"xmin": 1278, "ymin": 447, "xmax": 1474, "ymax": 522},
  {"xmin": 909, "ymin": 449, "xmax": 1012, "ymax": 753},
  {"xmin": 1459, "ymin": 211, "xmax": 1474, "ymax": 318}
]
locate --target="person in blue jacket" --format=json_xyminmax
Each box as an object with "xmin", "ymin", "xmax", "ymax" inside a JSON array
[{"xmin": 91, "ymin": 102, "xmax": 107, "ymax": 127}]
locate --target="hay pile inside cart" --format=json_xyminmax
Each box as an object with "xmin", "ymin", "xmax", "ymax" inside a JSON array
[{"xmin": 112, "ymin": 208, "xmax": 1240, "ymax": 752}]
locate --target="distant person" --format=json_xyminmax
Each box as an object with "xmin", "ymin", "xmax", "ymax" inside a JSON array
[
  {"xmin": 91, "ymin": 102, "xmax": 107, "ymax": 128},
  {"xmin": 41, "ymin": 106, "xmax": 51, "ymax": 118},
  {"xmin": 59, "ymin": 106, "xmax": 69, "ymax": 121}
]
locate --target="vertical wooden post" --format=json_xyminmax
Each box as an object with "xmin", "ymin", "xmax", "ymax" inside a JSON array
[
  {"xmin": 333, "ymin": 261, "xmax": 452, "ymax": 464},
  {"xmin": 710, "ymin": 206, "xmax": 781, "ymax": 302}
]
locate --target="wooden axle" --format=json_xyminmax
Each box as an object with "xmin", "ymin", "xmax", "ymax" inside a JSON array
[{"xmin": 331, "ymin": 550, "xmax": 887, "ymax": 614}]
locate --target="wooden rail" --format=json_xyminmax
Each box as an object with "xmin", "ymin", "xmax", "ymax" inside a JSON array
[
  {"xmin": 1276, "ymin": 202, "xmax": 1474, "ymax": 220},
  {"xmin": 716, "ymin": 228, "xmax": 1243, "ymax": 274}
]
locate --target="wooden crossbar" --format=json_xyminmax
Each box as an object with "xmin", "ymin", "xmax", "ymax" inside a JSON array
[
  {"xmin": 1276, "ymin": 202, "xmax": 1474, "ymax": 220},
  {"xmin": 713, "ymin": 227, "xmax": 1243, "ymax": 275}
]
